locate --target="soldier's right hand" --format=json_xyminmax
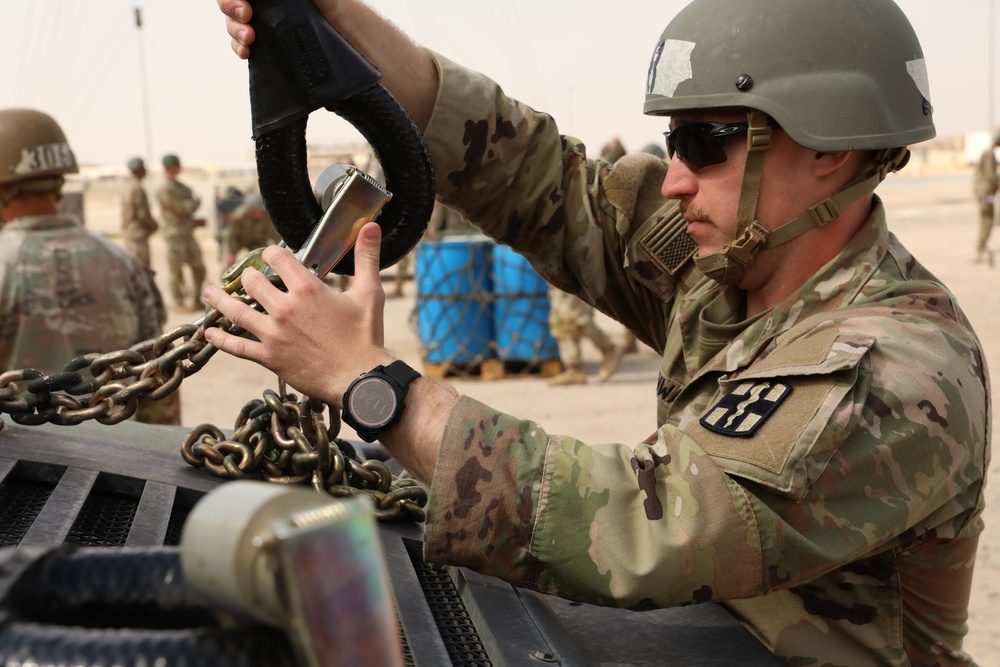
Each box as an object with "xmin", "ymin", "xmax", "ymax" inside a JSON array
[{"xmin": 218, "ymin": 0, "xmax": 344, "ymax": 59}]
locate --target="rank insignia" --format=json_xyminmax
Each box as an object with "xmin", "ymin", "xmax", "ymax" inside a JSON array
[{"xmin": 700, "ymin": 381, "xmax": 792, "ymax": 438}]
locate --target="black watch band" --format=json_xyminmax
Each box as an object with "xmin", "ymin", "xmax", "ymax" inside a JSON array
[{"xmin": 341, "ymin": 360, "xmax": 421, "ymax": 443}]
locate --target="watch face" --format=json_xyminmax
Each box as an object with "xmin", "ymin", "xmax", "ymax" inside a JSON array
[{"xmin": 346, "ymin": 376, "xmax": 398, "ymax": 429}]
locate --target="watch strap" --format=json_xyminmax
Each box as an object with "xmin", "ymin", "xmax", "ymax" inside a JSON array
[{"xmin": 382, "ymin": 360, "xmax": 421, "ymax": 391}]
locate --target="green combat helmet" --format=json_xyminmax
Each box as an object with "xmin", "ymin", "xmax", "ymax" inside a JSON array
[
  {"xmin": 644, "ymin": 0, "xmax": 934, "ymax": 284},
  {"xmin": 127, "ymin": 157, "xmax": 145, "ymax": 173},
  {"xmin": 0, "ymin": 108, "xmax": 79, "ymax": 209},
  {"xmin": 162, "ymin": 154, "xmax": 181, "ymax": 169}
]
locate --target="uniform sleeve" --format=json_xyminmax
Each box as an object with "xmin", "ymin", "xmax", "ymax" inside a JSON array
[
  {"xmin": 422, "ymin": 52, "xmax": 674, "ymax": 347},
  {"xmin": 424, "ymin": 312, "xmax": 989, "ymax": 610},
  {"xmin": 424, "ymin": 396, "xmax": 763, "ymax": 608}
]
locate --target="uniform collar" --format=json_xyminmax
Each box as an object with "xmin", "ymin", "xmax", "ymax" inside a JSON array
[{"xmin": 685, "ymin": 196, "xmax": 889, "ymax": 376}]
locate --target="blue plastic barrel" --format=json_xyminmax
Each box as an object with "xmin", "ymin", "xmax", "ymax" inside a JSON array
[
  {"xmin": 416, "ymin": 238, "xmax": 495, "ymax": 364},
  {"xmin": 491, "ymin": 244, "xmax": 559, "ymax": 362}
]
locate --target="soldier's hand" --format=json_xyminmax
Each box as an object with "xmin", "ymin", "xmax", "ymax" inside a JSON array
[
  {"xmin": 203, "ymin": 221, "xmax": 393, "ymax": 408},
  {"xmin": 218, "ymin": 0, "xmax": 344, "ymax": 59}
]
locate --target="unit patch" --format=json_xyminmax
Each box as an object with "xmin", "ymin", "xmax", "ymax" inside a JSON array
[{"xmin": 700, "ymin": 381, "xmax": 792, "ymax": 438}]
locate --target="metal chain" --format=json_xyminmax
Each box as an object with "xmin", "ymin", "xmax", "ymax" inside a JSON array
[
  {"xmin": 180, "ymin": 389, "xmax": 427, "ymax": 522},
  {"xmin": 0, "ymin": 304, "xmax": 238, "ymax": 427},
  {"xmin": 0, "ymin": 300, "xmax": 427, "ymax": 522}
]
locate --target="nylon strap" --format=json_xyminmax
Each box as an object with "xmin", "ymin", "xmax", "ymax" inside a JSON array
[{"xmin": 762, "ymin": 147, "xmax": 910, "ymax": 249}]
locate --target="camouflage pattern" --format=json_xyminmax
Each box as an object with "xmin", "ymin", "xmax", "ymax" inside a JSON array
[
  {"xmin": 973, "ymin": 142, "xmax": 998, "ymax": 255},
  {"xmin": 156, "ymin": 177, "xmax": 206, "ymax": 306},
  {"xmin": 420, "ymin": 54, "xmax": 990, "ymax": 665},
  {"xmin": 121, "ymin": 175, "xmax": 158, "ymax": 266},
  {"xmin": 547, "ymin": 285, "xmax": 614, "ymax": 369},
  {"xmin": 225, "ymin": 192, "xmax": 278, "ymax": 259}
]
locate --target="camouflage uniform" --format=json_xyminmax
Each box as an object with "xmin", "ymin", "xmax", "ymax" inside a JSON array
[
  {"xmin": 972, "ymin": 135, "xmax": 999, "ymax": 263},
  {"xmin": 225, "ymin": 192, "xmax": 278, "ymax": 261},
  {"xmin": 546, "ymin": 285, "xmax": 617, "ymax": 373},
  {"xmin": 0, "ymin": 213, "xmax": 180, "ymax": 424},
  {"xmin": 122, "ymin": 175, "xmax": 158, "ymax": 267},
  {"xmin": 156, "ymin": 178, "xmax": 206, "ymax": 309},
  {"xmin": 420, "ymin": 53, "xmax": 989, "ymax": 666}
]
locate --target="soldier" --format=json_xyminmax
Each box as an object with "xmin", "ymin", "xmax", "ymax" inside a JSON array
[
  {"xmin": 121, "ymin": 156, "xmax": 158, "ymax": 267},
  {"xmin": 545, "ymin": 287, "xmax": 622, "ymax": 384},
  {"xmin": 973, "ymin": 130, "xmax": 1000, "ymax": 266},
  {"xmin": 214, "ymin": 1, "xmax": 988, "ymax": 664},
  {"xmin": 156, "ymin": 153, "xmax": 206, "ymax": 313},
  {"xmin": 0, "ymin": 108, "xmax": 180, "ymax": 425},
  {"xmin": 224, "ymin": 190, "xmax": 278, "ymax": 267}
]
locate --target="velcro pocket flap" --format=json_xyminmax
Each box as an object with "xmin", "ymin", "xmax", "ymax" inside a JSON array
[{"xmin": 691, "ymin": 330, "xmax": 875, "ymax": 500}]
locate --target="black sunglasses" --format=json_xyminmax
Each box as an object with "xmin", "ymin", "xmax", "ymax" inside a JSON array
[{"xmin": 663, "ymin": 121, "xmax": 750, "ymax": 170}]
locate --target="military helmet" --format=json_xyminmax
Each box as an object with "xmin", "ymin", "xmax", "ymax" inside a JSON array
[
  {"xmin": 640, "ymin": 143, "xmax": 666, "ymax": 159},
  {"xmin": 162, "ymin": 154, "xmax": 181, "ymax": 168},
  {"xmin": 644, "ymin": 0, "xmax": 935, "ymax": 151},
  {"xmin": 127, "ymin": 157, "xmax": 145, "ymax": 172},
  {"xmin": 0, "ymin": 108, "xmax": 78, "ymax": 186}
]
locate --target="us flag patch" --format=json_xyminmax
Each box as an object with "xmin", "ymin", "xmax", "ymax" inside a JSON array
[{"xmin": 700, "ymin": 381, "xmax": 792, "ymax": 438}]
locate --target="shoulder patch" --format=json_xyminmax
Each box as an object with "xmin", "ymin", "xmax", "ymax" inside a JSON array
[
  {"xmin": 700, "ymin": 381, "xmax": 792, "ymax": 437},
  {"xmin": 639, "ymin": 204, "xmax": 697, "ymax": 276}
]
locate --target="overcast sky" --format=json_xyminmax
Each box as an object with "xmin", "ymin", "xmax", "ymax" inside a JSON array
[{"xmin": 1, "ymin": 0, "xmax": 996, "ymax": 169}]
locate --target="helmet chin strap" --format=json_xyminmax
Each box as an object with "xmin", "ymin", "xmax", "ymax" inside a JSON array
[{"xmin": 692, "ymin": 109, "xmax": 911, "ymax": 286}]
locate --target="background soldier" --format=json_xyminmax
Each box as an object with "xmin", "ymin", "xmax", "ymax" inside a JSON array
[
  {"xmin": 0, "ymin": 108, "xmax": 179, "ymax": 425},
  {"xmin": 546, "ymin": 288, "xmax": 622, "ymax": 385},
  {"xmin": 973, "ymin": 130, "xmax": 1000, "ymax": 266},
  {"xmin": 224, "ymin": 190, "xmax": 278, "ymax": 268},
  {"xmin": 121, "ymin": 156, "xmax": 158, "ymax": 267},
  {"xmin": 156, "ymin": 153, "xmax": 206, "ymax": 313}
]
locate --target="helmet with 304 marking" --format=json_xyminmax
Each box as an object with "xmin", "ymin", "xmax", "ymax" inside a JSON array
[{"xmin": 0, "ymin": 108, "xmax": 78, "ymax": 189}]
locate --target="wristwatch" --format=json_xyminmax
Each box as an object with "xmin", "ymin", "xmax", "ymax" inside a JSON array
[{"xmin": 341, "ymin": 360, "xmax": 421, "ymax": 443}]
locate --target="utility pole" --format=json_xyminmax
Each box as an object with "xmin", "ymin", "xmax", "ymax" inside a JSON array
[
  {"xmin": 135, "ymin": 7, "xmax": 154, "ymax": 170},
  {"xmin": 990, "ymin": 0, "xmax": 996, "ymax": 132}
]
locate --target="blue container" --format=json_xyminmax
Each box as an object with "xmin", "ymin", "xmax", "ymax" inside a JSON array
[
  {"xmin": 491, "ymin": 244, "xmax": 559, "ymax": 362},
  {"xmin": 416, "ymin": 238, "xmax": 495, "ymax": 364}
]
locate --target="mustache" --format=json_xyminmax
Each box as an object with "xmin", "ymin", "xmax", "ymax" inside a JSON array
[{"xmin": 679, "ymin": 201, "xmax": 712, "ymax": 224}]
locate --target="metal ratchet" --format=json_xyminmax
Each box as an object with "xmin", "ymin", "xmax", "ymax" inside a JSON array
[{"xmin": 208, "ymin": 166, "xmax": 391, "ymax": 321}]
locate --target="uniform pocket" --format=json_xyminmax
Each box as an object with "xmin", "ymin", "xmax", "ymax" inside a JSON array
[{"xmin": 691, "ymin": 330, "xmax": 875, "ymax": 500}]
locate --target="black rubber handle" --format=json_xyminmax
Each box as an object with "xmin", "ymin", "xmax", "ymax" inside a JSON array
[
  {"xmin": 247, "ymin": 0, "xmax": 380, "ymax": 138},
  {"xmin": 246, "ymin": 0, "xmax": 434, "ymax": 272}
]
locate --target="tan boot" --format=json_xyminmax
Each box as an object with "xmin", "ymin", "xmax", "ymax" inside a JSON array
[
  {"xmin": 597, "ymin": 345, "xmax": 623, "ymax": 382},
  {"xmin": 546, "ymin": 367, "xmax": 587, "ymax": 386}
]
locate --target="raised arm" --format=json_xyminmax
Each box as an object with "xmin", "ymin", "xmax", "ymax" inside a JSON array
[{"xmin": 217, "ymin": 0, "xmax": 438, "ymax": 131}]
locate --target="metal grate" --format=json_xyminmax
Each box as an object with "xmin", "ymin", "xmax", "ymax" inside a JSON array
[
  {"xmin": 405, "ymin": 539, "xmax": 492, "ymax": 667},
  {"xmin": 0, "ymin": 477, "xmax": 55, "ymax": 546},
  {"xmin": 65, "ymin": 492, "xmax": 138, "ymax": 546},
  {"xmin": 164, "ymin": 490, "xmax": 200, "ymax": 546},
  {"xmin": 0, "ymin": 461, "xmax": 64, "ymax": 547}
]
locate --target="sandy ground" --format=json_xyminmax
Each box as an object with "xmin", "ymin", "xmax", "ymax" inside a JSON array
[{"xmin": 83, "ymin": 170, "xmax": 999, "ymax": 661}]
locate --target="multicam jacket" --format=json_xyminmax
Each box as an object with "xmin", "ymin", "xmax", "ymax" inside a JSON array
[
  {"xmin": 0, "ymin": 214, "xmax": 164, "ymax": 373},
  {"xmin": 421, "ymin": 53, "xmax": 990, "ymax": 666},
  {"xmin": 121, "ymin": 176, "xmax": 158, "ymax": 241},
  {"xmin": 156, "ymin": 178, "xmax": 200, "ymax": 243}
]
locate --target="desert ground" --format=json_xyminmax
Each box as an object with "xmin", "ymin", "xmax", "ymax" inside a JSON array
[{"xmin": 80, "ymin": 168, "xmax": 999, "ymax": 662}]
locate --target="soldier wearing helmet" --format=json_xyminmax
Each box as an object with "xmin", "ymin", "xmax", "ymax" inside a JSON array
[
  {"xmin": 156, "ymin": 153, "xmax": 207, "ymax": 313},
  {"xmin": 0, "ymin": 108, "xmax": 179, "ymax": 425},
  {"xmin": 972, "ymin": 130, "xmax": 1000, "ymax": 266},
  {"xmin": 214, "ymin": 2, "xmax": 987, "ymax": 664},
  {"xmin": 121, "ymin": 156, "xmax": 159, "ymax": 267}
]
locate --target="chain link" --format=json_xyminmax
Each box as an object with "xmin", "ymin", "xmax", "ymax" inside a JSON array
[
  {"xmin": 0, "ymin": 300, "xmax": 427, "ymax": 522},
  {"xmin": 181, "ymin": 389, "xmax": 427, "ymax": 522}
]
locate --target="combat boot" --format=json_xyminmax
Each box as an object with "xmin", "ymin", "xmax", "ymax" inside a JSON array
[
  {"xmin": 547, "ymin": 366, "xmax": 587, "ymax": 386},
  {"xmin": 597, "ymin": 345, "xmax": 623, "ymax": 382}
]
